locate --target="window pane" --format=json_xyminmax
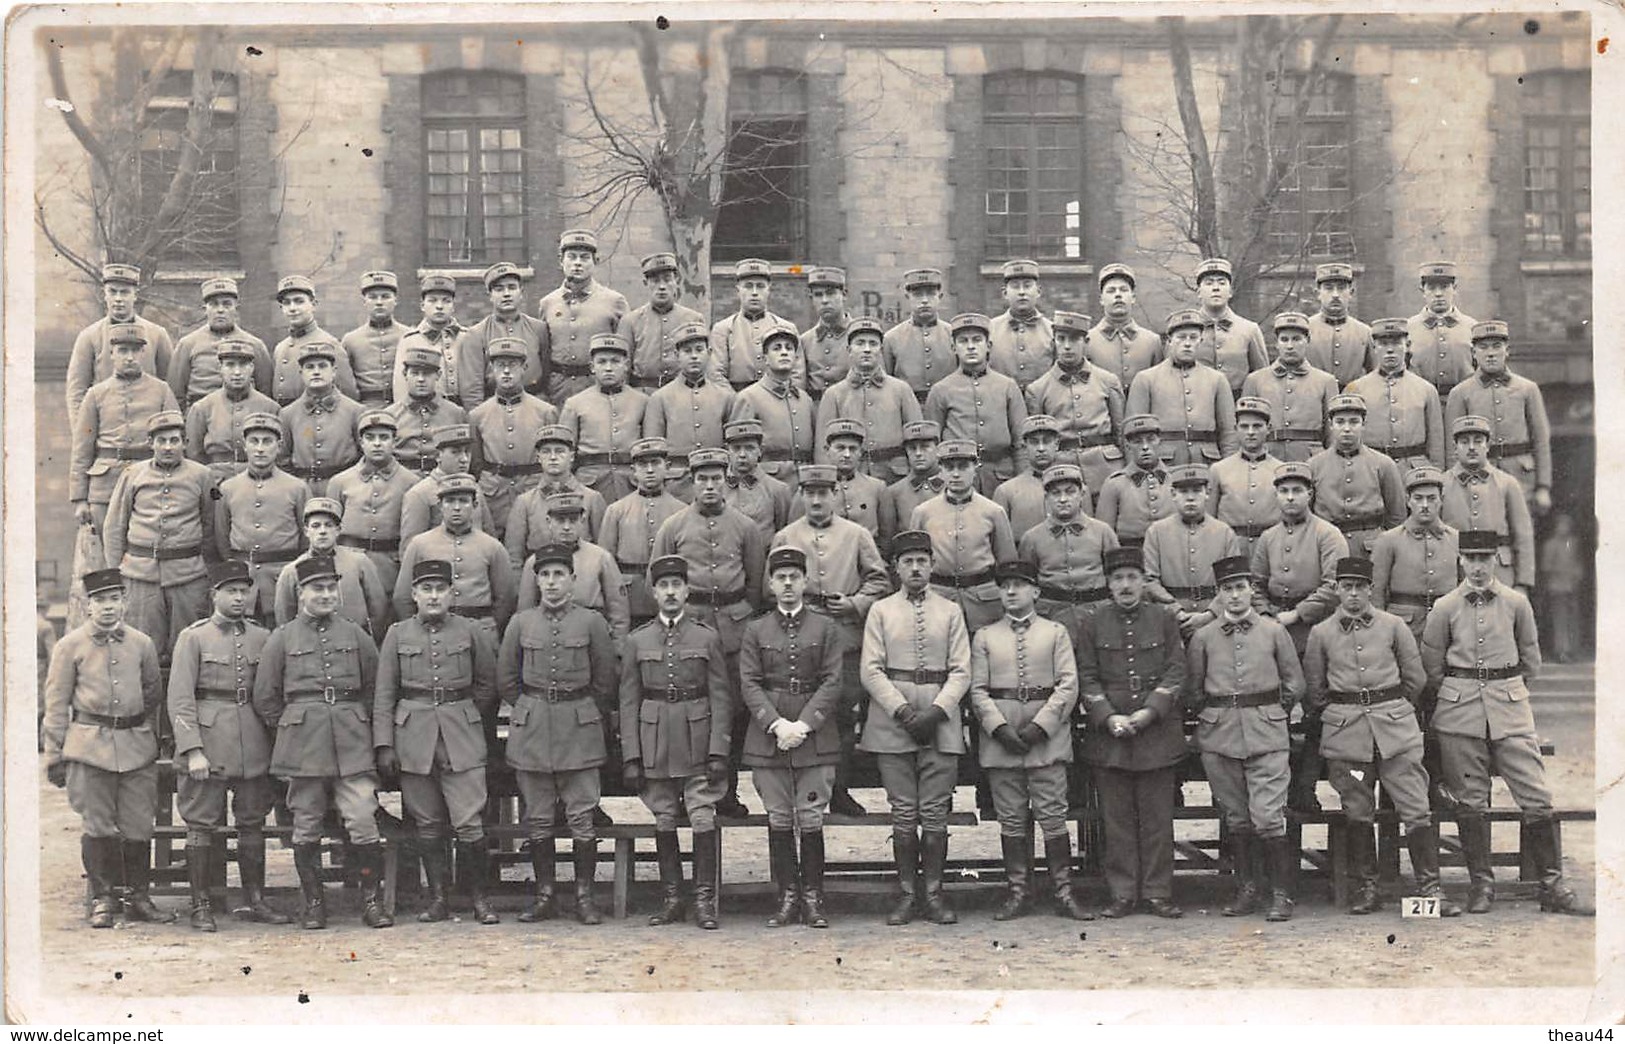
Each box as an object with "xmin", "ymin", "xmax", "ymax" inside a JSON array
[
  {"xmin": 715, "ymin": 117, "xmax": 807, "ymax": 261},
  {"xmin": 982, "ymin": 75, "xmax": 1085, "ymax": 259},
  {"xmin": 1268, "ymin": 73, "xmax": 1354, "ymax": 260}
]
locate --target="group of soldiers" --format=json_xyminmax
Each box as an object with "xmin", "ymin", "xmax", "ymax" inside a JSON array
[{"xmin": 44, "ymin": 231, "xmax": 1586, "ymax": 936}]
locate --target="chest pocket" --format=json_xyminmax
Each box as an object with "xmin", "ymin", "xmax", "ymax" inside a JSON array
[
  {"xmin": 1101, "ymin": 446, "xmax": 1124, "ymax": 464},
  {"xmin": 557, "ymin": 634, "xmax": 591, "ymax": 673}
]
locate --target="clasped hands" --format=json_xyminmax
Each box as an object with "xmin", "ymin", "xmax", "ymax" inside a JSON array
[{"xmin": 769, "ymin": 717, "xmax": 812, "ymax": 751}]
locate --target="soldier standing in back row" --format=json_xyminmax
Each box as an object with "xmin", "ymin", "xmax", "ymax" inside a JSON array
[
  {"xmin": 1444, "ymin": 320, "xmax": 1553, "ymax": 514},
  {"xmin": 883, "ymin": 267, "xmax": 957, "ymax": 404},
  {"xmin": 1127, "ymin": 310, "xmax": 1237, "ymax": 466},
  {"xmin": 1405, "ymin": 261, "xmax": 1477, "ymax": 401},
  {"xmin": 1346, "ymin": 318, "xmax": 1446, "ymax": 473},
  {"xmin": 1087, "ymin": 264, "xmax": 1163, "ymax": 393},
  {"xmin": 988, "ymin": 260, "xmax": 1054, "ymax": 391},
  {"xmin": 456, "ymin": 262, "xmax": 550, "ymax": 408},
  {"xmin": 66, "ymin": 264, "xmax": 174, "ymax": 429},
  {"xmin": 538, "ymin": 229, "xmax": 630, "ymax": 405},
  {"xmin": 624, "ymin": 253, "xmax": 705, "ymax": 392},
  {"xmin": 1305, "ymin": 263, "xmax": 1376, "ymax": 387},
  {"xmin": 268, "ymin": 276, "xmax": 358, "ymax": 406},
  {"xmin": 1206, "ymin": 397, "xmax": 1284, "ymax": 560},
  {"xmin": 711, "ymin": 258, "xmax": 797, "ymax": 392},
  {"xmin": 70, "ymin": 324, "xmax": 181, "ymax": 541},
  {"xmin": 801, "ymin": 266, "xmax": 855, "ymax": 399},
  {"xmin": 340, "ymin": 270, "xmax": 411, "ymax": 409},
  {"xmin": 1191, "ymin": 258, "xmax": 1267, "ymax": 397},
  {"xmin": 169, "ymin": 277, "xmax": 272, "ymax": 409}
]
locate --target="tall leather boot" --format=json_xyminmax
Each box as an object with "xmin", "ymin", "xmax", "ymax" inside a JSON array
[
  {"xmin": 517, "ymin": 839, "xmax": 557, "ymax": 923},
  {"xmin": 572, "ymin": 838, "xmax": 603, "ymax": 925},
  {"xmin": 83, "ymin": 836, "xmax": 118, "ymax": 929},
  {"xmin": 1457, "ymin": 814, "xmax": 1494, "ymax": 914},
  {"xmin": 887, "ymin": 828, "xmax": 920, "ymax": 926},
  {"xmin": 232, "ymin": 832, "xmax": 290, "ymax": 924},
  {"xmin": 292, "ymin": 842, "xmax": 327, "ymax": 929},
  {"xmin": 691, "ymin": 829, "xmax": 721, "ymax": 930},
  {"xmin": 1220, "ymin": 829, "xmax": 1261, "ymax": 917},
  {"xmin": 800, "ymin": 830, "xmax": 830, "ymax": 928},
  {"xmin": 1044, "ymin": 832, "xmax": 1095, "ymax": 921},
  {"xmin": 417, "ymin": 838, "xmax": 451, "ymax": 922},
  {"xmin": 765, "ymin": 829, "xmax": 801, "ymax": 928},
  {"xmin": 918, "ymin": 830, "xmax": 958, "ymax": 925},
  {"xmin": 1346, "ymin": 822, "xmax": 1379, "ymax": 915},
  {"xmin": 460, "ymin": 840, "xmax": 501, "ymax": 925},
  {"xmin": 209, "ymin": 834, "xmax": 231, "ymax": 911},
  {"xmin": 121, "ymin": 840, "xmax": 176, "ymax": 923},
  {"xmin": 1530, "ymin": 818, "xmax": 1592, "ymax": 916},
  {"xmin": 647, "ymin": 831, "xmax": 686, "ymax": 926},
  {"xmin": 1405, "ymin": 824, "xmax": 1462, "ymax": 917},
  {"xmin": 993, "ymin": 833, "xmax": 1030, "ymax": 921},
  {"xmin": 186, "ymin": 845, "xmax": 218, "ymax": 932},
  {"xmin": 1263, "ymin": 836, "xmax": 1296, "ymax": 922},
  {"xmin": 357, "ymin": 843, "xmax": 394, "ymax": 928}
]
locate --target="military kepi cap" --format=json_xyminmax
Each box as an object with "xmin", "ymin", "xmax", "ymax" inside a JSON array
[
  {"xmin": 767, "ymin": 547, "xmax": 807, "ymax": 574},
  {"xmin": 846, "ymin": 317, "xmax": 885, "ymax": 342},
  {"xmin": 1168, "ymin": 464, "xmax": 1209, "ymax": 489},
  {"xmin": 823, "ymin": 418, "xmax": 866, "ymax": 444},
  {"xmin": 734, "ymin": 258, "xmax": 773, "ymax": 280},
  {"xmin": 1165, "ymin": 309, "xmax": 1205, "ymax": 334},
  {"xmin": 302, "ymin": 497, "xmax": 343, "ymax": 522},
  {"xmin": 902, "ymin": 420, "xmax": 941, "ymax": 444},
  {"xmin": 1001, "ymin": 259, "xmax": 1040, "ymax": 281},
  {"xmin": 1458, "ymin": 529, "xmax": 1501, "ymax": 554},
  {"xmin": 1418, "ymin": 261, "xmax": 1457, "ymax": 283},
  {"xmin": 357, "ymin": 409, "xmax": 397, "ymax": 434},
  {"xmin": 588, "ymin": 332, "xmax": 630, "ymax": 356},
  {"xmin": 101, "ymin": 263, "xmax": 141, "ymax": 286},
  {"xmin": 1052, "ymin": 310, "xmax": 1092, "ymax": 335},
  {"xmin": 1121, "ymin": 414, "xmax": 1162, "ymax": 438},
  {"xmin": 208, "ymin": 559, "xmax": 253, "ymax": 590},
  {"xmin": 649, "ymin": 555, "xmax": 689, "ymax": 583},
  {"xmin": 1272, "ymin": 312, "xmax": 1311, "ymax": 335},
  {"xmin": 1404, "ymin": 465, "xmax": 1446, "ymax": 492},
  {"xmin": 559, "ymin": 229, "xmax": 599, "ymax": 253},
  {"xmin": 108, "ymin": 322, "xmax": 148, "ymax": 347},
  {"xmin": 798, "ymin": 464, "xmax": 838, "ymax": 488},
  {"xmin": 630, "ymin": 437, "xmax": 670, "ymax": 461},
  {"xmin": 1195, "ymin": 258, "xmax": 1233, "ymax": 282},
  {"xmin": 81, "ymin": 568, "xmax": 125, "ymax": 596},
  {"xmin": 216, "ymin": 339, "xmax": 257, "ymax": 362},
  {"xmin": 994, "ymin": 559, "xmax": 1039, "ymax": 586},
  {"xmin": 1273, "ymin": 462, "xmax": 1313, "ymax": 487},
  {"xmin": 937, "ymin": 439, "xmax": 979, "ymax": 462},
  {"xmin": 688, "ymin": 448, "xmax": 730, "ymax": 472},
  {"xmin": 722, "ymin": 419, "xmax": 764, "ymax": 444},
  {"xmin": 1471, "ymin": 320, "xmax": 1510, "ymax": 343},
  {"xmin": 147, "ymin": 410, "xmax": 185, "ymax": 436},
  {"xmin": 1235, "ymin": 396, "xmax": 1272, "ymax": 422},
  {"xmin": 400, "ymin": 345, "xmax": 442, "ymax": 371},
  {"xmin": 1371, "ymin": 318, "xmax": 1409, "ymax": 339},
  {"xmin": 1103, "ymin": 547, "xmax": 1144, "ymax": 575},
  {"xmin": 486, "ymin": 337, "xmax": 527, "ymax": 362},
  {"xmin": 294, "ymin": 557, "xmax": 339, "ymax": 586},
  {"xmin": 535, "ymin": 425, "xmax": 576, "ymax": 449},
  {"xmin": 639, "ymin": 253, "xmax": 678, "ymax": 277},
  {"xmin": 533, "ymin": 544, "xmax": 576, "ymax": 571},
  {"xmin": 420, "ymin": 274, "xmax": 457, "ymax": 297},
  {"xmin": 673, "ymin": 322, "xmax": 710, "ymax": 347},
  {"xmin": 890, "ymin": 530, "xmax": 933, "ymax": 560},
  {"xmin": 482, "ymin": 262, "xmax": 524, "ymax": 288},
  {"xmin": 433, "ymin": 424, "xmax": 473, "ymax": 449},
  {"xmin": 901, "ymin": 268, "xmax": 943, "ymax": 289},
  {"xmin": 275, "ymin": 275, "xmax": 316, "ymax": 300},
  {"xmin": 297, "ymin": 341, "xmax": 338, "ymax": 364},
  {"xmin": 436, "ymin": 472, "xmax": 479, "ymax": 499},
  {"xmin": 1213, "ymin": 555, "xmax": 1253, "ymax": 585},
  {"xmin": 411, "ymin": 559, "xmax": 454, "ymax": 586},
  {"xmin": 241, "ymin": 411, "xmax": 283, "ymax": 437},
  {"xmin": 1020, "ymin": 415, "xmax": 1062, "ymax": 439},
  {"xmin": 545, "ymin": 492, "xmax": 585, "ymax": 516},
  {"xmin": 361, "ymin": 270, "xmax": 399, "ymax": 293},
  {"xmin": 1328, "ymin": 394, "xmax": 1367, "ymax": 416},
  {"xmin": 949, "ymin": 313, "xmax": 991, "ymax": 337},
  {"xmin": 1315, "ymin": 263, "xmax": 1355, "ymax": 285},
  {"xmin": 807, "ymin": 266, "xmax": 846, "ymax": 288},
  {"xmin": 1334, "ymin": 556, "xmax": 1374, "ymax": 583},
  {"xmin": 761, "ymin": 318, "xmax": 800, "ymax": 347},
  {"xmin": 1097, "ymin": 263, "xmax": 1135, "ymax": 289},
  {"xmin": 201, "ymin": 277, "xmax": 239, "ymax": 301},
  {"xmin": 1451, "ymin": 414, "xmax": 1492, "ymax": 439},
  {"xmin": 1041, "ymin": 464, "xmax": 1085, "ymax": 489}
]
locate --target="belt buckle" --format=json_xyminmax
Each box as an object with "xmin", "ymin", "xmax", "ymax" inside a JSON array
[
  {"xmin": 1473, "ymin": 667, "xmax": 1491, "ymax": 682},
  {"xmin": 546, "ymin": 685, "xmax": 560, "ymax": 703},
  {"xmin": 322, "ymin": 686, "xmax": 337, "ymax": 705},
  {"xmin": 787, "ymin": 681, "xmax": 803, "ymax": 697},
  {"xmin": 1357, "ymin": 688, "xmax": 1374, "ymax": 707},
  {"xmin": 1223, "ymin": 693, "xmax": 1242, "ymax": 708},
  {"xmin": 432, "ymin": 685, "xmax": 448, "ymax": 705},
  {"xmin": 235, "ymin": 686, "xmax": 250, "ymax": 706},
  {"xmin": 665, "ymin": 688, "xmax": 683, "ymax": 702},
  {"xmin": 1127, "ymin": 673, "xmax": 1142, "ymax": 694}
]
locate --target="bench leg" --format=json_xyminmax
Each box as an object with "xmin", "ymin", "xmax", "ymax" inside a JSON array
[
  {"xmin": 383, "ymin": 844, "xmax": 398, "ymax": 920},
  {"xmin": 613, "ymin": 838, "xmax": 632, "ymax": 920},
  {"xmin": 1519, "ymin": 819, "xmax": 1539, "ymax": 882}
]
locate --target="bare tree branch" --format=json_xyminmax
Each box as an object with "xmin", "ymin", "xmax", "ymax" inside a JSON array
[
  {"xmin": 1164, "ymin": 16, "xmax": 1218, "ymax": 257},
  {"xmin": 44, "ymin": 44, "xmax": 110, "ymax": 179}
]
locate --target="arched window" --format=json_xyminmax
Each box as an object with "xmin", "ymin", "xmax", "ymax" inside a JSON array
[
  {"xmin": 983, "ymin": 73, "xmax": 1085, "ymax": 260},
  {"xmin": 714, "ymin": 70, "xmax": 809, "ymax": 262},
  {"xmin": 422, "ymin": 71, "xmax": 527, "ymax": 265},
  {"xmin": 1523, "ymin": 71, "xmax": 1590, "ymax": 258}
]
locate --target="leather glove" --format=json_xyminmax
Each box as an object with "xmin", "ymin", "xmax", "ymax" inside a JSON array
[
  {"xmin": 992, "ymin": 723, "xmax": 1029, "ymax": 755},
  {"xmin": 905, "ymin": 705, "xmax": 948, "ymax": 744},
  {"xmin": 47, "ymin": 761, "xmax": 67, "ymax": 788},
  {"xmin": 893, "ymin": 702, "xmax": 919, "ymax": 728},
  {"xmin": 705, "ymin": 756, "xmax": 730, "ymax": 786},
  {"xmin": 768, "ymin": 718, "xmax": 794, "ymax": 741},
  {"xmin": 375, "ymin": 746, "xmax": 400, "ymax": 785},
  {"xmin": 1016, "ymin": 721, "xmax": 1047, "ymax": 749},
  {"xmin": 622, "ymin": 760, "xmax": 645, "ymax": 791}
]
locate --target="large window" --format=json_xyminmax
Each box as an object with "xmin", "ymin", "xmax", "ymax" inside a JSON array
[
  {"xmin": 138, "ymin": 71, "xmax": 239, "ymax": 267},
  {"xmin": 1523, "ymin": 72, "xmax": 1590, "ymax": 258},
  {"xmin": 422, "ymin": 72, "xmax": 527, "ymax": 266},
  {"xmin": 1266, "ymin": 72, "xmax": 1355, "ymax": 261},
  {"xmin": 983, "ymin": 73, "xmax": 1085, "ymax": 260},
  {"xmin": 713, "ymin": 70, "xmax": 809, "ymax": 263}
]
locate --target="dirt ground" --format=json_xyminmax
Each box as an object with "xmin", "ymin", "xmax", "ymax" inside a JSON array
[{"xmin": 10, "ymin": 702, "xmax": 1600, "ymax": 1023}]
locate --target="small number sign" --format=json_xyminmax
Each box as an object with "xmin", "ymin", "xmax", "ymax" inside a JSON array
[{"xmin": 1401, "ymin": 896, "xmax": 1440, "ymax": 918}]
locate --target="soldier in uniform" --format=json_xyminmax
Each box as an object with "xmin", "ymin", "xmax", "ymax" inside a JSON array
[
  {"xmin": 877, "ymin": 420, "xmax": 946, "ymax": 556},
  {"xmin": 503, "ymin": 425, "xmax": 608, "ymax": 567},
  {"xmin": 213, "ymin": 412, "xmax": 308, "ymax": 626},
  {"xmin": 858, "ymin": 529, "xmax": 972, "ymax": 926},
  {"xmin": 560, "ymin": 332, "xmax": 647, "ymax": 506},
  {"xmin": 1241, "ymin": 312, "xmax": 1338, "ymax": 462},
  {"xmin": 253, "ymin": 556, "xmax": 388, "ymax": 930},
  {"xmin": 103, "ymin": 410, "xmax": 218, "ymax": 663},
  {"xmin": 643, "ymin": 322, "xmax": 736, "ymax": 502},
  {"xmin": 925, "ymin": 312, "xmax": 1028, "ymax": 497},
  {"xmin": 1025, "ymin": 310, "xmax": 1124, "ymax": 500},
  {"xmin": 456, "ymin": 262, "xmax": 550, "ymax": 408},
  {"xmin": 624, "ymin": 253, "xmax": 705, "ymax": 392},
  {"xmin": 1440, "ymin": 415, "xmax": 1536, "ymax": 592},
  {"xmin": 388, "ymin": 345, "xmax": 470, "ymax": 476},
  {"xmin": 374, "ymin": 558, "xmax": 501, "ymax": 925},
  {"xmin": 1445, "ymin": 320, "xmax": 1553, "ymax": 514},
  {"xmin": 66, "ymin": 263, "xmax": 174, "ymax": 429},
  {"xmin": 1019, "ymin": 463, "xmax": 1119, "ymax": 640},
  {"xmin": 1207, "ymin": 397, "xmax": 1284, "ymax": 560},
  {"xmin": 339, "ymin": 270, "xmax": 410, "ymax": 408},
  {"xmin": 538, "ymin": 229, "xmax": 630, "ymax": 405},
  {"xmin": 816, "ymin": 317, "xmax": 921, "ymax": 482},
  {"xmin": 272, "ymin": 497, "xmax": 390, "ymax": 638},
  {"xmin": 1372, "ymin": 466, "xmax": 1460, "ymax": 643},
  {"xmin": 43, "ymin": 568, "xmax": 172, "ymax": 928},
  {"xmin": 395, "ymin": 276, "xmax": 470, "ymax": 407},
  {"xmin": 1307, "ymin": 394, "xmax": 1406, "ymax": 558},
  {"xmin": 1191, "ymin": 258, "xmax": 1268, "ymax": 396},
  {"xmin": 1087, "ymin": 264, "xmax": 1163, "ymax": 393},
  {"xmin": 882, "ymin": 267, "xmax": 957, "ymax": 403},
  {"xmin": 1405, "ymin": 261, "xmax": 1478, "ymax": 401},
  {"xmin": 268, "ymin": 275, "xmax": 358, "ymax": 406},
  {"xmin": 710, "ymin": 258, "xmax": 796, "ymax": 392},
  {"xmin": 909, "ymin": 439, "xmax": 1017, "ymax": 633},
  {"xmin": 278, "ymin": 340, "xmax": 365, "ymax": 497},
  {"xmin": 393, "ymin": 474, "xmax": 517, "ymax": 642},
  {"xmin": 184, "ymin": 339, "xmax": 281, "ymax": 485},
  {"xmin": 1142, "ymin": 465, "xmax": 1241, "ymax": 638},
  {"xmin": 772, "ymin": 464, "xmax": 893, "ymax": 818},
  {"xmin": 720, "ymin": 418, "xmax": 794, "ymax": 538},
  {"xmin": 1094, "ymin": 414, "xmax": 1176, "ymax": 551},
  {"xmin": 739, "ymin": 546, "xmax": 847, "ymax": 927},
  {"xmin": 169, "ymin": 277, "xmax": 272, "ymax": 408},
  {"xmin": 968, "ymin": 559, "xmax": 1091, "ymax": 921},
  {"xmin": 514, "ymin": 492, "xmax": 629, "ymax": 642},
  {"xmin": 995, "ymin": 415, "xmax": 1072, "ymax": 542},
  {"xmin": 1422, "ymin": 529, "xmax": 1587, "ymax": 915},
  {"xmin": 399, "ymin": 424, "xmax": 498, "ymax": 550},
  {"xmin": 1184, "ymin": 555, "xmax": 1306, "ymax": 922},
  {"xmin": 598, "ymin": 437, "xmax": 688, "ymax": 629},
  {"xmin": 1346, "ymin": 318, "xmax": 1446, "ymax": 472},
  {"xmin": 167, "ymin": 560, "xmax": 289, "ymax": 931},
  {"xmin": 498, "ymin": 544, "xmax": 619, "ymax": 924},
  {"xmin": 801, "ymin": 267, "xmax": 854, "ymax": 399},
  {"xmin": 470, "ymin": 339, "xmax": 559, "ymax": 540},
  {"xmin": 729, "ymin": 320, "xmax": 818, "ymax": 494},
  {"xmin": 70, "ymin": 323, "xmax": 181, "ymax": 540},
  {"xmin": 1127, "ymin": 309, "xmax": 1238, "ymax": 466},
  {"xmin": 1304, "ymin": 262, "xmax": 1377, "ymax": 387},
  {"xmin": 1076, "ymin": 547, "xmax": 1187, "ymax": 919},
  {"xmin": 1303, "ymin": 556, "xmax": 1459, "ymax": 917},
  {"xmin": 809, "ymin": 419, "xmax": 886, "ymax": 533},
  {"xmin": 328, "ymin": 410, "xmax": 418, "ymax": 592},
  {"xmin": 619, "ymin": 555, "xmax": 733, "ymax": 929},
  {"xmin": 988, "ymin": 259, "xmax": 1054, "ymax": 391}
]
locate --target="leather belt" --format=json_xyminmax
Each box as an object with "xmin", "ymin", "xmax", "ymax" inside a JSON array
[
  {"xmin": 451, "ymin": 605, "xmax": 494, "ymax": 619},
  {"xmin": 648, "ymin": 686, "xmax": 705, "ymax": 702},
  {"xmin": 231, "ymin": 545, "xmax": 301, "ymax": 566},
  {"xmin": 614, "ymin": 560, "xmax": 648, "ymax": 576},
  {"xmin": 196, "ymin": 687, "xmax": 252, "ymax": 705},
  {"xmin": 1387, "ymin": 591, "xmax": 1441, "ymax": 608},
  {"xmin": 286, "ymin": 687, "xmax": 363, "ymax": 704},
  {"xmin": 1230, "ymin": 522, "xmax": 1273, "ymax": 539},
  {"xmin": 1165, "ymin": 429, "xmax": 1217, "ymax": 443},
  {"xmin": 687, "ymin": 588, "xmax": 747, "ymax": 607},
  {"xmin": 1381, "ymin": 442, "xmax": 1429, "ymax": 460},
  {"xmin": 1117, "ymin": 537, "xmax": 1144, "ymax": 551},
  {"xmin": 931, "ymin": 569, "xmax": 995, "ymax": 589},
  {"xmin": 576, "ymin": 451, "xmax": 633, "ymax": 467},
  {"xmin": 101, "ymin": 446, "xmax": 153, "ymax": 461},
  {"xmin": 400, "ymin": 685, "xmax": 472, "ymax": 705},
  {"xmin": 1276, "ymin": 428, "xmax": 1324, "ymax": 442},
  {"xmin": 1443, "ymin": 664, "xmax": 1522, "ymax": 681},
  {"xmin": 1327, "ymin": 685, "xmax": 1405, "ymax": 706},
  {"xmin": 1488, "ymin": 441, "xmax": 1533, "ymax": 459},
  {"xmin": 125, "ymin": 542, "xmax": 202, "ymax": 561},
  {"xmin": 1269, "ymin": 590, "xmax": 1309, "ymax": 610},
  {"xmin": 522, "ymin": 686, "xmax": 593, "ymax": 703},
  {"xmin": 988, "ymin": 685, "xmax": 1055, "ymax": 702},
  {"xmin": 73, "ymin": 709, "xmax": 147, "ymax": 729},
  {"xmin": 339, "ymin": 534, "xmax": 400, "ymax": 553},
  {"xmin": 1039, "ymin": 583, "xmax": 1109, "ymax": 604},
  {"xmin": 553, "ymin": 361, "xmax": 593, "ymax": 378},
  {"xmin": 1331, "ymin": 512, "xmax": 1386, "ymax": 533},
  {"xmin": 490, "ymin": 462, "xmax": 544, "ymax": 477},
  {"xmin": 1164, "ymin": 584, "xmax": 1218, "ymax": 601},
  {"xmin": 1058, "ymin": 433, "xmax": 1114, "ymax": 450},
  {"xmin": 886, "ymin": 667, "xmax": 950, "ymax": 685},
  {"xmin": 1203, "ymin": 688, "xmax": 1282, "ymax": 709},
  {"xmin": 760, "ymin": 448, "xmax": 815, "ymax": 465}
]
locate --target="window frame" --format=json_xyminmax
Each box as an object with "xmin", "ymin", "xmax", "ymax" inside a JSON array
[
  {"xmin": 712, "ymin": 69, "xmax": 810, "ymax": 264},
  {"xmin": 1265, "ymin": 70, "xmax": 1356, "ymax": 264},
  {"xmin": 137, "ymin": 71, "xmax": 241, "ymax": 268},
  {"xmin": 420, "ymin": 70, "xmax": 529, "ymax": 267},
  {"xmin": 981, "ymin": 72, "xmax": 1087, "ymax": 262},
  {"xmin": 1521, "ymin": 71, "xmax": 1591, "ymax": 260}
]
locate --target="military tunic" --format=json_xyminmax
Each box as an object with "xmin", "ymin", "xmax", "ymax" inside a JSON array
[
  {"xmin": 882, "ymin": 318, "xmax": 957, "ymax": 402},
  {"xmin": 70, "ymin": 373, "xmax": 180, "ymax": 534},
  {"xmin": 643, "ymin": 377, "xmax": 737, "ymax": 493},
  {"xmin": 1249, "ymin": 515, "xmax": 1348, "ymax": 649},
  {"xmin": 1206, "ymin": 450, "xmax": 1284, "ymax": 558},
  {"xmin": 724, "ymin": 469, "xmax": 795, "ymax": 538},
  {"xmin": 214, "ymin": 466, "xmax": 309, "ymax": 619},
  {"xmin": 708, "ymin": 309, "xmax": 799, "ymax": 391},
  {"xmin": 1126, "ymin": 359, "xmax": 1239, "ymax": 465},
  {"xmin": 395, "ymin": 322, "xmax": 469, "ymax": 406},
  {"xmin": 1439, "ymin": 465, "xmax": 1535, "ymax": 587},
  {"xmin": 1196, "ymin": 309, "xmax": 1269, "ymax": 396},
  {"xmin": 1306, "ymin": 446, "xmax": 1406, "ymax": 557},
  {"xmin": 649, "ymin": 503, "xmax": 767, "ymax": 654},
  {"xmin": 1405, "ymin": 308, "xmax": 1477, "ymax": 398},
  {"xmin": 393, "ymin": 525, "xmax": 517, "ymax": 634},
  {"xmin": 270, "ymin": 325, "xmax": 357, "ymax": 405},
  {"xmin": 455, "ymin": 312, "xmax": 549, "ymax": 407},
  {"xmin": 1370, "ymin": 520, "xmax": 1460, "ymax": 643},
  {"xmin": 272, "ymin": 547, "xmax": 390, "ymax": 639},
  {"xmin": 625, "ymin": 302, "xmax": 706, "ymax": 389},
  {"xmin": 729, "ymin": 379, "xmax": 818, "ymax": 491},
  {"xmin": 1305, "ymin": 313, "xmax": 1376, "ymax": 387},
  {"xmin": 1095, "ymin": 464, "xmax": 1175, "ymax": 548},
  {"xmin": 560, "ymin": 384, "xmax": 649, "ymax": 504},
  {"xmin": 65, "ymin": 315, "xmax": 175, "ymax": 429},
  {"xmin": 801, "ymin": 316, "xmax": 854, "ymax": 395},
  {"xmin": 739, "ymin": 608, "xmax": 846, "ymax": 829},
  {"xmin": 398, "ymin": 469, "xmax": 498, "ymax": 550},
  {"xmin": 503, "ymin": 479, "xmax": 607, "ymax": 567},
  {"xmin": 340, "ymin": 318, "xmax": 412, "ymax": 406},
  {"xmin": 1444, "ymin": 371, "xmax": 1553, "ymax": 502},
  {"xmin": 815, "ymin": 369, "xmax": 923, "ymax": 480},
  {"xmin": 1345, "ymin": 368, "xmax": 1445, "ymax": 471},
  {"xmin": 878, "ymin": 471, "xmax": 945, "ymax": 555},
  {"xmin": 1019, "ymin": 514, "xmax": 1120, "ymax": 636},
  {"xmin": 169, "ymin": 325, "xmax": 272, "ymax": 406},
  {"xmin": 988, "ymin": 311, "xmax": 1054, "ymax": 390},
  {"xmin": 924, "ymin": 368, "xmax": 1028, "ymax": 494},
  {"xmin": 385, "ymin": 394, "xmax": 469, "ymax": 474},
  {"xmin": 103, "ymin": 458, "xmax": 217, "ymax": 656},
  {"xmin": 278, "ymin": 390, "xmax": 365, "ymax": 496},
  {"xmin": 1240, "ymin": 361, "xmax": 1338, "ymax": 462},
  {"xmin": 515, "ymin": 540, "xmax": 630, "ymax": 641},
  {"xmin": 1142, "ymin": 515, "xmax": 1242, "ymax": 612},
  {"xmin": 469, "ymin": 391, "xmax": 559, "ymax": 540},
  {"xmin": 1086, "ymin": 318, "xmax": 1163, "ymax": 393},
  {"xmin": 794, "ymin": 470, "xmax": 886, "ymax": 534},
  {"xmin": 184, "ymin": 387, "xmax": 283, "ymax": 484},
  {"xmin": 1024, "ymin": 363, "xmax": 1125, "ymax": 494},
  {"xmin": 538, "ymin": 280, "xmax": 630, "ymax": 402},
  {"xmin": 328, "ymin": 457, "xmax": 419, "ymax": 591},
  {"xmin": 598, "ymin": 489, "xmax": 689, "ymax": 623},
  {"xmin": 995, "ymin": 470, "xmax": 1084, "ymax": 548},
  {"xmin": 909, "ymin": 490, "xmax": 1018, "ymax": 632}
]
